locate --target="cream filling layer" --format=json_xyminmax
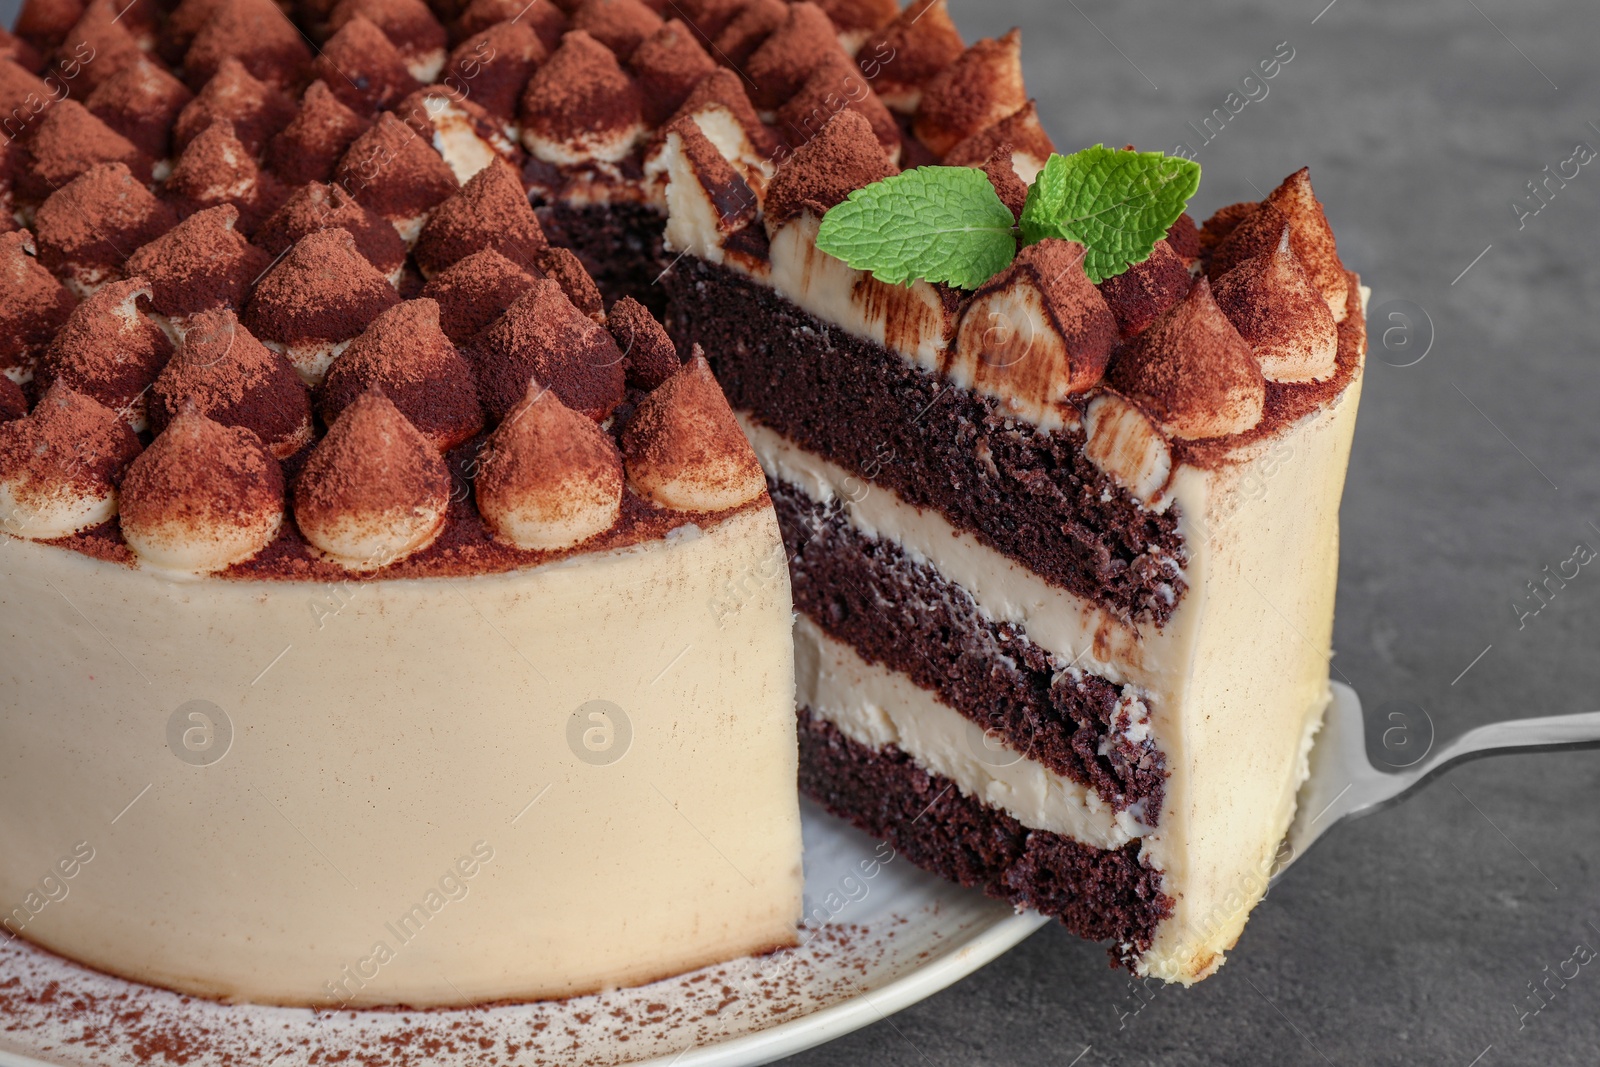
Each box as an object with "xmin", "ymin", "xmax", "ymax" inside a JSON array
[
  {"xmin": 738, "ymin": 412, "xmax": 1152, "ymax": 688},
  {"xmin": 796, "ymin": 616, "xmax": 1148, "ymax": 851}
]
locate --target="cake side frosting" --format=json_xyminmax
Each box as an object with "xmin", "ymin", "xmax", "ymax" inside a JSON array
[{"xmin": 0, "ymin": 504, "xmax": 802, "ymax": 1006}]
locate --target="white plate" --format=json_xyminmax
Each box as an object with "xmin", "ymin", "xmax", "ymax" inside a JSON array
[{"xmin": 0, "ymin": 800, "xmax": 1048, "ymax": 1067}]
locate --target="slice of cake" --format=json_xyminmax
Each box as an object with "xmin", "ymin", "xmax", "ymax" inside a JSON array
[{"xmin": 660, "ymin": 102, "xmax": 1365, "ymax": 981}]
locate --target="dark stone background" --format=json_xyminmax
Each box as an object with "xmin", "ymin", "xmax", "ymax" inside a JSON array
[{"xmin": 5, "ymin": 0, "xmax": 1598, "ymax": 1062}]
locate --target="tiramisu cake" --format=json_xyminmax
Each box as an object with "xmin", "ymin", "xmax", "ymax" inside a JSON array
[
  {"xmin": 0, "ymin": 0, "xmax": 1364, "ymax": 1006},
  {"xmin": 0, "ymin": 0, "xmax": 803, "ymax": 1008}
]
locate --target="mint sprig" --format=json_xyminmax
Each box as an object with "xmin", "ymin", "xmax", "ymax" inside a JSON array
[
  {"xmin": 813, "ymin": 167, "xmax": 1019, "ymax": 290},
  {"xmin": 814, "ymin": 146, "xmax": 1201, "ymax": 289},
  {"xmin": 1019, "ymin": 146, "xmax": 1201, "ymax": 283}
]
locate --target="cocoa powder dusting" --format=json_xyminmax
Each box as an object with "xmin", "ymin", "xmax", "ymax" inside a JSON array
[
  {"xmin": 418, "ymin": 247, "xmax": 540, "ymax": 342},
  {"xmin": 537, "ymin": 245, "xmax": 604, "ymax": 321},
  {"xmin": 243, "ymin": 227, "xmax": 402, "ymax": 344},
  {"xmin": 33, "ymin": 161, "xmax": 178, "ymax": 277},
  {"xmin": 745, "ymin": 1, "xmax": 843, "ymax": 110},
  {"xmin": 0, "ymin": 374, "xmax": 25, "ymax": 421},
  {"xmin": 162, "ymin": 119, "xmax": 289, "ymax": 234},
  {"xmin": 711, "ymin": 0, "xmax": 786, "ymax": 68},
  {"xmin": 629, "ymin": 18, "xmax": 715, "ymax": 125},
  {"xmin": 265, "ymin": 79, "xmax": 373, "ymax": 187},
  {"xmin": 607, "ymin": 295, "xmax": 679, "ymax": 389},
  {"xmin": 148, "ymin": 307, "xmax": 313, "ymax": 456},
  {"xmin": 466, "ymin": 277, "xmax": 625, "ymax": 421},
  {"xmin": 121, "ymin": 408, "xmax": 285, "ymax": 530},
  {"xmin": 518, "ymin": 30, "xmax": 643, "ymax": 148},
  {"xmin": 570, "ymin": 0, "xmax": 664, "ymax": 61},
  {"xmin": 0, "ymin": 886, "xmax": 900, "ymax": 1066},
  {"xmin": 911, "ymin": 29, "xmax": 1024, "ymax": 156},
  {"xmin": 856, "ymin": 0, "xmax": 964, "ymax": 100},
  {"xmin": 253, "ymin": 180, "xmax": 408, "ymax": 279},
  {"xmin": 319, "ymin": 298, "xmax": 484, "ymax": 450},
  {"xmin": 941, "ymin": 99, "xmax": 1054, "ymax": 168},
  {"xmin": 334, "ymin": 110, "xmax": 460, "ymax": 221},
  {"xmin": 313, "ymin": 15, "xmax": 421, "ymax": 115},
  {"xmin": 414, "ymin": 159, "xmax": 548, "ymax": 277},
  {"xmin": 39, "ymin": 278, "xmax": 173, "ymax": 418},
  {"xmin": 445, "ymin": 20, "xmax": 545, "ymax": 121},
  {"xmin": 0, "ymin": 230, "xmax": 78, "ymax": 372},
  {"xmin": 0, "ymin": 383, "xmax": 140, "ymax": 498},
  {"xmin": 124, "ymin": 204, "xmax": 275, "ymax": 318},
  {"xmin": 293, "ymin": 388, "xmax": 449, "ymax": 531},
  {"xmin": 16, "ymin": 99, "xmax": 152, "ymax": 200},
  {"xmin": 172, "ymin": 56, "xmax": 296, "ymax": 156},
  {"xmin": 84, "ymin": 58, "xmax": 193, "ymax": 161},
  {"xmin": 181, "ymin": 0, "xmax": 311, "ymax": 90},
  {"xmin": 763, "ymin": 110, "xmax": 896, "ymax": 228}
]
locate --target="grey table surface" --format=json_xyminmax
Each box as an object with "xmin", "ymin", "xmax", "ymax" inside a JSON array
[{"xmin": 5, "ymin": 0, "xmax": 1599, "ymax": 1063}]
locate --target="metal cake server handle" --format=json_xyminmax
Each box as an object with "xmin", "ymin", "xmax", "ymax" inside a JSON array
[{"xmin": 1278, "ymin": 683, "xmax": 1600, "ymax": 878}]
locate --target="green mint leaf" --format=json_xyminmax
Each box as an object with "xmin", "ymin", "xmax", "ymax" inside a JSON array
[
  {"xmin": 1018, "ymin": 146, "xmax": 1201, "ymax": 283},
  {"xmin": 814, "ymin": 166, "xmax": 1019, "ymax": 290}
]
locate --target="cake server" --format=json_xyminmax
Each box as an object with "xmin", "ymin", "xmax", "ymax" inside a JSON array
[{"xmin": 1280, "ymin": 682, "xmax": 1600, "ymax": 876}]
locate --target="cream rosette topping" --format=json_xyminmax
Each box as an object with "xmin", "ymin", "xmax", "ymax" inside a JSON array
[
  {"xmin": 396, "ymin": 84, "xmax": 522, "ymax": 186},
  {"xmin": 0, "ymin": 230, "xmax": 78, "ymax": 383},
  {"xmin": 312, "ymin": 16, "xmax": 420, "ymax": 116},
  {"xmin": 570, "ymin": 0, "xmax": 662, "ymax": 62},
  {"xmin": 119, "ymin": 409, "xmax": 286, "ymax": 573},
  {"xmin": 631, "ymin": 19, "xmax": 717, "ymax": 128},
  {"xmin": 265, "ymin": 79, "xmax": 371, "ymax": 187},
  {"xmin": 162, "ymin": 118, "xmax": 290, "ymax": 234},
  {"xmin": 519, "ymin": 30, "xmax": 645, "ymax": 165},
  {"xmin": 943, "ymin": 100, "xmax": 1055, "ymax": 184},
  {"xmin": 1212, "ymin": 228, "xmax": 1339, "ymax": 383},
  {"xmin": 292, "ymin": 389, "xmax": 451, "ymax": 569},
  {"xmin": 253, "ymin": 181, "xmax": 409, "ymax": 284},
  {"xmin": 171, "ymin": 56, "xmax": 296, "ymax": 157},
  {"xmin": 949, "ymin": 238, "xmax": 1119, "ymax": 427},
  {"xmin": 124, "ymin": 205, "xmax": 274, "ymax": 330},
  {"xmin": 912, "ymin": 29, "xmax": 1025, "ymax": 156},
  {"xmin": 413, "ymin": 159, "xmax": 548, "ymax": 280},
  {"xmin": 32, "ymin": 163, "xmax": 178, "ymax": 296},
  {"xmin": 444, "ymin": 20, "xmax": 546, "ymax": 124},
  {"xmin": 39, "ymin": 278, "xmax": 174, "ymax": 432},
  {"xmin": 83, "ymin": 59, "xmax": 193, "ymax": 164},
  {"xmin": 855, "ymin": 0, "xmax": 966, "ymax": 114},
  {"xmin": 148, "ymin": 307, "xmax": 314, "ymax": 459},
  {"xmin": 319, "ymin": 298, "xmax": 484, "ymax": 451},
  {"xmin": 607, "ymin": 295, "xmax": 682, "ymax": 389},
  {"xmin": 333, "ymin": 111, "xmax": 460, "ymax": 244},
  {"xmin": 1105, "ymin": 277, "xmax": 1265, "ymax": 441},
  {"xmin": 476, "ymin": 383, "xmax": 625, "ymax": 551},
  {"xmin": 15, "ymin": 100, "xmax": 155, "ymax": 204},
  {"xmin": 745, "ymin": 2, "xmax": 841, "ymax": 111},
  {"xmin": 242, "ymin": 228, "xmax": 402, "ymax": 385},
  {"xmin": 418, "ymin": 247, "xmax": 539, "ymax": 344},
  {"xmin": 1210, "ymin": 167, "xmax": 1348, "ymax": 322},
  {"xmin": 811, "ymin": 0, "xmax": 897, "ymax": 55},
  {"xmin": 621, "ymin": 351, "xmax": 766, "ymax": 512},
  {"xmin": 0, "ymin": 383, "xmax": 141, "ymax": 540},
  {"xmin": 1095, "ymin": 239, "xmax": 1191, "ymax": 339},
  {"xmin": 466, "ymin": 277, "xmax": 626, "ymax": 423},
  {"xmin": 326, "ymin": 0, "xmax": 449, "ymax": 83}
]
